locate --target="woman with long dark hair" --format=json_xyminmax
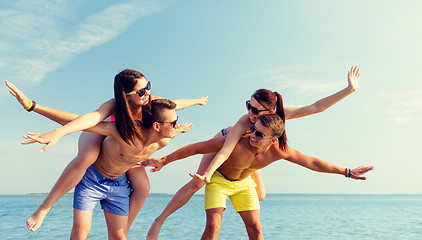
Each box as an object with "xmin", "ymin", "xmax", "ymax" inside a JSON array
[{"xmin": 6, "ymin": 69, "xmax": 207, "ymax": 234}]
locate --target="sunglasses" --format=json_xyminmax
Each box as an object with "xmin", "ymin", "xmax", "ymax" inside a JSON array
[
  {"xmin": 126, "ymin": 81, "xmax": 151, "ymax": 97},
  {"xmin": 246, "ymin": 100, "xmax": 269, "ymax": 115},
  {"xmin": 249, "ymin": 124, "xmax": 271, "ymax": 140},
  {"xmin": 157, "ymin": 116, "xmax": 179, "ymax": 128}
]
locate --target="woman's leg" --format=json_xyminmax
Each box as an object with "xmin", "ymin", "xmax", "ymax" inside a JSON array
[
  {"xmin": 26, "ymin": 132, "xmax": 104, "ymax": 232},
  {"xmin": 125, "ymin": 165, "xmax": 150, "ymax": 235},
  {"xmin": 147, "ymin": 151, "xmax": 217, "ymax": 240},
  {"xmin": 250, "ymin": 170, "xmax": 266, "ymax": 201}
]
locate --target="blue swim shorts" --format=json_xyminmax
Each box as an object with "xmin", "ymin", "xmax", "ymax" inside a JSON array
[{"xmin": 73, "ymin": 165, "xmax": 132, "ymax": 216}]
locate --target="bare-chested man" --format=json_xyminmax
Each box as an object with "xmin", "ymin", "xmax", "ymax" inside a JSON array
[
  {"xmin": 26, "ymin": 99, "xmax": 192, "ymax": 240},
  {"xmin": 142, "ymin": 114, "xmax": 373, "ymax": 240}
]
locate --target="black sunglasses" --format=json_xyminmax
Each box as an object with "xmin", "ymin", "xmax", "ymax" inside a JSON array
[
  {"xmin": 127, "ymin": 81, "xmax": 151, "ymax": 97},
  {"xmin": 157, "ymin": 116, "xmax": 179, "ymax": 128},
  {"xmin": 249, "ymin": 124, "xmax": 271, "ymax": 140},
  {"xmin": 246, "ymin": 100, "xmax": 268, "ymax": 115}
]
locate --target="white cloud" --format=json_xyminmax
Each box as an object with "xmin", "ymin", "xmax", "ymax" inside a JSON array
[
  {"xmin": 0, "ymin": 0, "xmax": 170, "ymax": 84},
  {"xmin": 272, "ymin": 74, "xmax": 341, "ymax": 95},
  {"xmin": 381, "ymin": 90, "xmax": 422, "ymax": 125},
  {"xmin": 233, "ymin": 64, "xmax": 344, "ymax": 96}
]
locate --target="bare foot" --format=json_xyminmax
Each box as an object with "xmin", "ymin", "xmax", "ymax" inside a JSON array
[
  {"xmin": 26, "ymin": 207, "xmax": 51, "ymax": 232},
  {"xmin": 147, "ymin": 219, "xmax": 163, "ymax": 240}
]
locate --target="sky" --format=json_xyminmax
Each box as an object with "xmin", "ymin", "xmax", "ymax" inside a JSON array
[{"xmin": 0, "ymin": 0, "xmax": 421, "ymax": 195}]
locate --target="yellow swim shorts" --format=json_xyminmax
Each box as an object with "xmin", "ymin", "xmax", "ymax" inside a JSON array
[{"xmin": 204, "ymin": 171, "xmax": 260, "ymax": 212}]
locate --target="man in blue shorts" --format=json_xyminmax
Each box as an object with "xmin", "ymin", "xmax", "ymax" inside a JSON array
[
  {"xmin": 73, "ymin": 164, "xmax": 132, "ymax": 217},
  {"xmin": 25, "ymin": 99, "xmax": 192, "ymax": 239}
]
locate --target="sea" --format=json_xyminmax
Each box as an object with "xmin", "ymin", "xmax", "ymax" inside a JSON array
[{"xmin": 0, "ymin": 194, "xmax": 421, "ymax": 239}]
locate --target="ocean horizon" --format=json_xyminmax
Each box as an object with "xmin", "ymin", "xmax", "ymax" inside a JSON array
[{"xmin": 1, "ymin": 194, "xmax": 421, "ymax": 239}]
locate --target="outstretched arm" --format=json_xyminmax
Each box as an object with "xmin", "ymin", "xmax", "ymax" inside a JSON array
[
  {"xmin": 151, "ymin": 95, "xmax": 208, "ymax": 110},
  {"xmin": 6, "ymin": 80, "xmax": 80, "ymax": 125},
  {"xmin": 6, "ymin": 80, "xmax": 115, "ymax": 151},
  {"xmin": 284, "ymin": 146, "xmax": 373, "ymax": 180},
  {"xmin": 284, "ymin": 66, "xmax": 360, "ymax": 120},
  {"xmin": 26, "ymin": 99, "xmax": 115, "ymax": 151},
  {"xmin": 23, "ymin": 120, "xmax": 118, "ymax": 149},
  {"xmin": 141, "ymin": 137, "xmax": 225, "ymax": 172},
  {"xmin": 172, "ymin": 96, "xmax": 208, "ymax": 110}
]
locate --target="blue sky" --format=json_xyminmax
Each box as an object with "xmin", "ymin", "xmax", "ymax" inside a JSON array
[{"xmin": 1, "ymin": 0, "xmax": 421, "ymax": 195}]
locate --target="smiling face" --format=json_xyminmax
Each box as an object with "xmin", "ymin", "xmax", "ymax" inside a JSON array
[
  {"xmin": 126, "ymin": 77, "xmax": 151, "ymax": 106},
  {"xmin": 247, "ymin": 96, "xmax": 272, "ymax": 123},
  {"xmin": 156, "ymin": 109, "xmax": 179, "ymax": 138},
  {"xmin": 249, "ymin": 120, "xmax": 276, "ymax": 148}
]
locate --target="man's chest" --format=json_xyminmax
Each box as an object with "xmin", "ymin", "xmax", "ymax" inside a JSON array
[{"xmin": 227, "ymin": 147, "xmax": 278, "ymax": 170}]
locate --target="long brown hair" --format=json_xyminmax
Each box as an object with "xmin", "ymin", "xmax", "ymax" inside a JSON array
[
  {"xmin": 114, "ymin": 69, "xmax": 148, "ymax": 145},
  {"xmin": 252, "ymin": 89, "xmax": 287, "ymax": 151}
]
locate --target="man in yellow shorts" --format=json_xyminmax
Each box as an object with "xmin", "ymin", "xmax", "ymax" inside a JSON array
[
  {"xmin": 205, "ymin": 170, "xmax": 260, "ymax": 213},
  {"xmin": 143, "ymin": 114, "xmax": 373, "ymax": 240}
]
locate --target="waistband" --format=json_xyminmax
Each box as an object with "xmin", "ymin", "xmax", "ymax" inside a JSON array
[
  {"xmin": 88, "ymin": 165, "xmax": 128, "ymax": 186},
  {"xmin": 216, "ymin": 170, "xmax": 239, "ymax": 182}
]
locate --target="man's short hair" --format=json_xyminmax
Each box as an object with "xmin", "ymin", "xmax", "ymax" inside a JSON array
[
  {"xmin": 141, "ymin": 99, "xmax": 176, "ymax": 128},
  {"xmin": 258, "ymin": 114, "xmax": 285, "ymax": 138}
]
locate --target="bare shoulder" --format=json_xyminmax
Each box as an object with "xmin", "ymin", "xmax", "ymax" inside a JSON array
[
  {"xmin": 228, "ymin": 114, "xmax": 251, "ymax": 134},
  {"xmin": 269, "ymin": 143, "xmax": 290, "ymax": 161},
  {"xmin": 237, "ymin": 114, "xmax": 251, "ymax": 125},
  {"xmin": 98, "ymin": 98, "xmax": 117, "ymax": 115},
  {"xmin": 101, "ymin": 98, "xmax": 116, "ymax": 107}
]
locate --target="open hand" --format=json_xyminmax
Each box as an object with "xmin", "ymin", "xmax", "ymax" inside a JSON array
[
  {"xmin": 21, "ymin": 129, "xmax": 62, "ymax": 152},
  {"xmin": 179, "ymin": 122, "xmax": 193, "ymax": 133},
  {"xmin": 347, "ymin": 66, "xmax": 360, "ymax": 91},
  {"xmin": 349, "ymin": 165, "xmax": 374, "ymax": 180},
  {"xmin": 197, "ymin": 96, "xmax": 208, "ymax": 106},
  {"xmin": 189, "ymin": 173, "xmax": 210, "ymax": 183},
  {"xmin": 5, "ymin": 80, "xmax": 32, "ymax": 109}
]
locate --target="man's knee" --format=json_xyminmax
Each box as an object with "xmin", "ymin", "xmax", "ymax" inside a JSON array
[
  {"xmin": 130, "ymin": 187, "xmax": 149, "ymax": 201},
  {"xmin": 130, "ymin": 180, "xmax": 150, "ymax": 197},
  {"xmin": 246, "ymin": 222, "xmax": 262, "ymax": 235},
  {"xmin": 205, "ymin": 220, "xmax": 221, "ymax": 234}
]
